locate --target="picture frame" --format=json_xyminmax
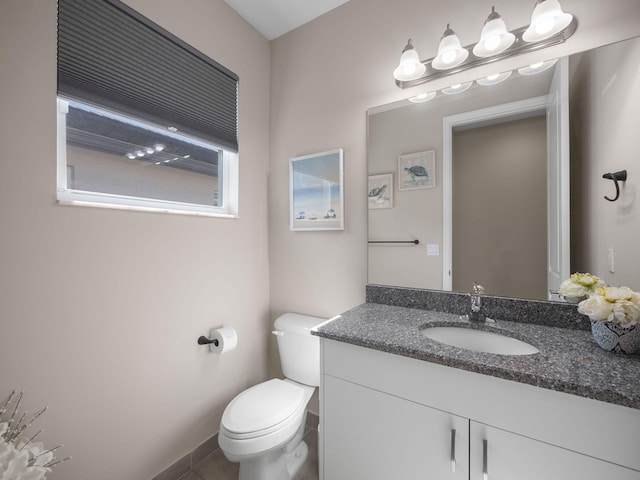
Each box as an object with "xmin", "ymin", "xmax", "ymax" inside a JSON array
[
  {"xmin": 368, "ymin": 173, "xmax": 393, "ymax": 209},
  {"xmin": 398, "ymin": 150, "xmax": 436, "ymax": 191},
  {"xmin": 290, "ymin": 148, "xmax": 344, "ymax": 231}
]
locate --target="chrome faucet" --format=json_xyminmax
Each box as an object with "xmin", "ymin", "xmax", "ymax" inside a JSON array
[{"xmin": 468, "ymin": 282, "xmax": 487, "ymax": 322}]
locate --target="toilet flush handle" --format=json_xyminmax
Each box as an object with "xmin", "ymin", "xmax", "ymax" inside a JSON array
[{"xmin": 272, "ymin": 330, "xmax": 284, "ymax": 336}]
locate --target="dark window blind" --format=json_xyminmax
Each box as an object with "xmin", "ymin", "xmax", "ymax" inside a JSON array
[{"xmin": 57, "ymin": 0, "xmax": 239, "ymax": 152}]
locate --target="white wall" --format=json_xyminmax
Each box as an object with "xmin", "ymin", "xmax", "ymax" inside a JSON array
[{"xmin": 0, "ymin": 1, "xmax": 270, "ymax": 479}]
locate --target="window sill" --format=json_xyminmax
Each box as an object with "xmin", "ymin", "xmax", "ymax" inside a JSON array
[{"xmin": 57, "ymin": 190, "xmax": 238, "ymax": 219}]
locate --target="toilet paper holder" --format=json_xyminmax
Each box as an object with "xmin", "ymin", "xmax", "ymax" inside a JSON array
[{"xmin": 197, "ymin": 336, "xmax": 219, "ymax": 347}]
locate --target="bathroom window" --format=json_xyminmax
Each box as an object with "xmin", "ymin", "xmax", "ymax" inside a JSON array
[{"xmin": 56, "ymin": 0, "xmax": 239, "ymax": 216}]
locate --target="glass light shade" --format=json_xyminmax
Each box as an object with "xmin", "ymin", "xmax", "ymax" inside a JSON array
[
  {"xmin": 408, "ymin": 91, "xmax": 436, "ymax": 103},
  {"xmin": 393, "ymin": 40, "xmax": 427, "ymax": 81},
  {"xmin": 517, "ymin": 58, "xmax": 558, "ymax": 75},
  {"xmin": 441, "ymin": 81, "xmax": 472, "ymax": 95},
  {"xmin": 523, "ymin": 0, "xmax": 573, "ymax": 42},
  {"xmin": 476, "ymin": 71, "xmax": 512, "ymax": 86},
  {"xmin": 472, "ymin": 8, "xmax": 515, "ymax": 58},
  {"xmin": 432, "ymin": 25, "xmax": 469, "ymax": 70}
]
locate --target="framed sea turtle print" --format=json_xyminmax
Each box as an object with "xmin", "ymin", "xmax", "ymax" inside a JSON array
[
  {"xmin": 368, "ymin": 173, "xmax": 393, "ymax": 209},
  {"xmin": 290, "ymin": 149, "xmax": 344, "ymax": 231},
  {"xmin": 398, "ymin": 150, "xmax": 436, "ymax": 191}
]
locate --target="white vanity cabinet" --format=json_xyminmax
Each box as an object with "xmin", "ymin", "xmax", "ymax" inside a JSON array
[
  {"xmin": 323, "ymin": 375, "xmax": 469, "ymax": 480},
  {"xmin": 319, "ymin": 338, "xmax": 640, "ymax": 480},
  {"xmin": 469, "ymin": 421, "xmax": 639, "ymax": 480}
]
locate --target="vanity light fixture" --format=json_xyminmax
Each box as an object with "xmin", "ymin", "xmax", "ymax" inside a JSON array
[
  {"xmin": 476, "ymin": 70, "xmax": 512, "ymax": 86},
  {"xmin": 517, "ymin": 58, "xmax": 558, "ymax": 75},
  {"xmin": 393, "ymin": 0, "xmax": 576, "ymax": 89},
  {"xmin": 472, "ymin": 7, "xmax": 515, "ymax": 58},
  {"xmin": 408, "ymin": 91, "xmax": 437, "ymax": 103},
  {"xmin": 432, "ymin": 25, "xmax": 469, "ymax": 70},
  {"xmin": 393, "ymin": 39, "xmax": 427, "ymax": 81},
  {"xmin": 441, "ymin": 81, "xmax": 472, "ymax": 95}
]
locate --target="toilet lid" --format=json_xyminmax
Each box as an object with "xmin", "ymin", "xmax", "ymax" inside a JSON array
[{"xmin": 221, "ymin": 379, "xmax": 306, "ymax": 435}]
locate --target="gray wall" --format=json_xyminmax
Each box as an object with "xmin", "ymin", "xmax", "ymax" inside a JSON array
[
  {"xmin": 570, "ymin": 38, "xmax": 640, "ymax": 288},
  {"xmin": 452, "ymin": 116, "xmax": 547, "ymax": 299}
]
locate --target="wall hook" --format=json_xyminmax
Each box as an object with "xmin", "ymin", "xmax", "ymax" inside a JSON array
[{"xmin": 602, "ymin": 170, "xmax": 627, "ymax": 202}]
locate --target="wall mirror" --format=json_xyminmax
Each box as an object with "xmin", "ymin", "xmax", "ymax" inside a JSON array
[{"xmin": 368, "ymin": 35, "xmax": 639, "ymax": 301}]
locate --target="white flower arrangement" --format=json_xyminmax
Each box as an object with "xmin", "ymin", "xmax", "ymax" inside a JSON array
[
  {"xmin": 0, "ymin": 391, "xmax": 69, "ymax": 480},
  {"xmin": 578, "ymin": 286, "xmax": 640, "ymax": 327},
  {"xmin": 558, "ymin": 272, "xmax": 605, "ymax": 302}
]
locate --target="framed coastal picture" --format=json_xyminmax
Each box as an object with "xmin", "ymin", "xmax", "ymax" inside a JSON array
[
  {"xmin": 398, "ymin": 150, "xmax": 436, "ymax": 191},
  {"xmin": 290, "ymin": 149, "xmax": 344, "ymax": 231},
  {"xmin": 368, "ymin": 173, "xmax": 393, "ymax": 209}
]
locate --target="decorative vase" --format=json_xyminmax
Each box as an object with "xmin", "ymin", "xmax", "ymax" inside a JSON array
[
  {"xmin": 590, "ymin": 320, "xmax": 640, "ymax": 354},
  {"xmin": 563, "ymin": 295, "xmax": 586, "ymax": 304}
]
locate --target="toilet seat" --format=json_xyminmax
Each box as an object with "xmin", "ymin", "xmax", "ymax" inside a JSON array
[
  {"xmin": 218, "ymin": 379, "xmax": 316, "ymax": 459},
  {"xmin": 221, "ymin": 379, "xmax": 306, "ymax": 440}
]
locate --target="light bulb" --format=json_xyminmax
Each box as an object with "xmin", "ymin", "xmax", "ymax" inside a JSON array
[
  {"xmin": 483, "ymin": 35, "xmax": 501, "ymax": 51},
  {"xmin": 433, "ymin": 25, "xmax": 468, "ymax": 70},
  {"xmin": 393, "ymin": 39, "xmax": 426, "ymax": 81},
  {"xmin": 442, "ymin": 50, "xmax": 457, "ymax": 65},
  {"xmin": 441, "ymin": 81, "xmax": 472, "ymax": 95},
  {"xmin": 408, "ymin": 91, "xmax": 436, "ymax": 103},
  {"xmin": 136, "ymin": 150, "xmax": 144, "ymax": 157},
  {"xmin": 154, "ymin": 144, "xmax": 165, "ymax": 152},
  {"xmin": 486, "ymin": 73, "xmax": 500, "ymax": 81},
  {"xmin": 145, "ymin": 147, "xmax": 154, "ymax": 154},
  {"xmin": 535, "ymin": 17, "xmax": 555, "ymax": 35},
  {"xmin": 402, "ymin": 62, "xmax": 417, "ymax": 76},
  {"xmin": 473, "ymin": 7, "xmax": 515, "ymax": 58},
  {"xmin": 126, "ymin": 153, "xmax": 136, "ymax": 160},
  {"xmin": 523, "ymin": 0, "xmax": 573, "ymax": 43},
  {"xmin": 517, "ymin": 58, "xmax": 558, "ymax": 76}
]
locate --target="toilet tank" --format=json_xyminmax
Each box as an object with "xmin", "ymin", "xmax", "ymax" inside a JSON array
[{"xmin": 274, "ymin": 313, "xmax": 325, "ymax": 387}]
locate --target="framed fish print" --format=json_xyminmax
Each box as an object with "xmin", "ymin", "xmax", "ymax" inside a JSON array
[
  {"xmin": 398, "ymin": 150, "xmax": 436, "ymax": 191},
  {"xmin": 290, "ymin": 149, "xmax": 344, "ymax": 231},
  {"xmin": 368, "ymin": 173, "xmax": 393, "ymax": 209}
]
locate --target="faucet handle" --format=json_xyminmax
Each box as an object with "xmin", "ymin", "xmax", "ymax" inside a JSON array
[{"xmin": 472, "ymin": 282, "xmax": 485, "ymax": 295}]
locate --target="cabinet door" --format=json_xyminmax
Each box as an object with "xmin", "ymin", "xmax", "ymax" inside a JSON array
[
  {"xmin": 470, "ymin": 421, "xmax": 640, "ymax": 480},
  {"xmin": 323, "ymin": 375, "xmax": 469, "ymax": 480}
]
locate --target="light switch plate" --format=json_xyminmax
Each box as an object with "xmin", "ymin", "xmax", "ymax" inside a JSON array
[{"xmin": 427, "ymin": 244, "xmax": 439, "ymax": 256}]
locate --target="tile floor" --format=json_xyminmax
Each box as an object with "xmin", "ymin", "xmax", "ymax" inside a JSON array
[{"xmin": 180, "ymin": 426, "xmax": 319, "ymax": 480}]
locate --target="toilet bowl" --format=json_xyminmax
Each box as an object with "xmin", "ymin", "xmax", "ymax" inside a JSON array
[{"xmin": 218, "ymin": 313, "xmax": 324, "ymax": 480}]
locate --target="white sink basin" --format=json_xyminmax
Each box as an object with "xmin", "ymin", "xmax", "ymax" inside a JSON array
[{"xmin": 421, "ymin": 326, "xmax": 539, "ymax": 355}]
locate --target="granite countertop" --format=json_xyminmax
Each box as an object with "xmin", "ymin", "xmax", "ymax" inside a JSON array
[{"xmin": 313, "ymin": 302, "xmax": 640, "ymax": 410}]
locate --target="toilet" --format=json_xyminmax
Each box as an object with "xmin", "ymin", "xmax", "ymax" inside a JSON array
[{"xmin": 218, "ymin": 313, "xmax": 324, "ymax": 480}]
